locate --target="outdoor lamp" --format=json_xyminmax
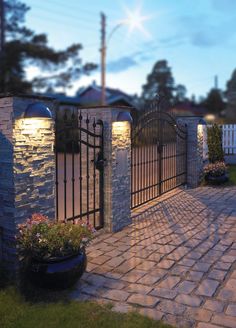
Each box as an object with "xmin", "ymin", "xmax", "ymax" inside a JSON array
[
  {"xmin": 116, "ymin": 111, "xmax": 133, "ymax": 123},
  {"xmin": 24, "ymin": 102, "xmax": 52, "ymax": 119},
  {"xmin": 198, "ymin": 118, "xmax": 207, "ymax": 125}
]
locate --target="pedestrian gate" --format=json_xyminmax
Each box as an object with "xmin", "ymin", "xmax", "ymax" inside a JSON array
[{"xmin": 55, "ymin": 108, "xmax": 104, "ymax": 229}]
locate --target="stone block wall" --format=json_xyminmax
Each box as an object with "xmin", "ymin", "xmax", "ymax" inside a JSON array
[
  {"xmin": 0, "ymin": 96, "xmax": 55, "ymax": 272},
  {"xmin": 178, "ymin": 117, "xmax": 205, "ymax": 188}
]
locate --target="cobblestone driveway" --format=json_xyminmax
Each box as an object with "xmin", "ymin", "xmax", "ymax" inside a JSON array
[{"xmin": 71, "ymin": 187, "xmax": 236, "ymax": 328}]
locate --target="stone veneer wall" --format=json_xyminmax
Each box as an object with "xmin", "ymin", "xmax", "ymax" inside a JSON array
[
  {"xmin": 0, "ymin": 97, "xmax": 15, "ymax": 269},
  {"xmin": 178, "ymin": 117, "xmax": 204, "ymax": 188},
  {"xmin": 0, "ymin": 96, "xmax": 55, "ymax": 272}
]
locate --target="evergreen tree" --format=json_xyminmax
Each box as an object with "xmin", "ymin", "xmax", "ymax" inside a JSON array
[
  {"xmin": 141, "ymin": 60, "xmax": 175, "ymax": 105},
  {"xmin": 204, "ymin": 88, "xmax": 225, "ymax": 115},
  {"xmin": 226, "ymin": 69, "xmax": 236, "ymax": 95},
  {"xmin": 0, "ymin": 0, "xmax": 97, "ymax": 94},
  {"xmin": 174, "ymin": 84, "xmax": 187, "ymax": 103}
]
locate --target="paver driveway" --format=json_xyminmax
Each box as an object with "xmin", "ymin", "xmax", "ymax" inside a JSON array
[{"xmin": 71, "ymin": 187, "xmax": 236, "ymax": 328}]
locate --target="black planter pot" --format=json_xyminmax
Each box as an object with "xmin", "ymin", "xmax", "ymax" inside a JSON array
[
  {"xmin": 205, "ymin": 173, "xmax": 228, "ymax": 185},
  {"xmin": 27, "ymin": 251, "xmax": 87, "ymax": 289}
]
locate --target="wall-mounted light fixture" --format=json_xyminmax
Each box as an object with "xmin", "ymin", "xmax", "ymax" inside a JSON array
[
  {"xmin": 198, "ymin": 118, "xmax": 207, "ymax": 125},
  {"xmin": 24, "ymin": 102, "xmax": 52, "ymax": 119},
  {"xmin": 116, "ymin": 111, "xmax": 133, "ymax": 123}
]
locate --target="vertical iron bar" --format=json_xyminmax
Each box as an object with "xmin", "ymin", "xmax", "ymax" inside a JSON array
[
  {"xmin": 98, "ymin": 120, "xmax": 104, "ymax": 228},
  {"xmin": 137, "ymin": 137, "xmax": 139, "ymax": 206},
  {"xmin": 71, "ymin": 109, "xmax": 75, "ymax": 222},
  {"xmin": 185, "ymin": 125, "xmax": 188, "ymax": 185},
  {"xmin": 63, "ymin": 111, "xmax": 67, "ymax": 222},
  {"xmin": 79, "ymin": 112, "xmax": 82, "ymax": 220},
  {"xmin": 55, "ymin": 104, "xmax": 59, "ymax": 221},
  {"xmin": 131, "ymin": 130, "xmax": 133, "ymax": 208},
  {"xmin": 93, "ymin": 119, "xmax": 96, "ymax": 227},
  {"xmin": 152, "ymin": 125, "xmax": 155, "ymax": 199},
  {"xmin": 86, "ymin": 115, "xmax": 89, "ymax": 225}
]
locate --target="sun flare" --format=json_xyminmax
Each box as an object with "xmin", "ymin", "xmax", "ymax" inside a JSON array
[{"xmin": 121, "ymin": 3, "xmax": 152, "ymax": 39}]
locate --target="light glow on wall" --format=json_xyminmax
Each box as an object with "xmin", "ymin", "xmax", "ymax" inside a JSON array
[
  {"xmin": 112, "ymin": 121, "xmax": 130, "ymax": 134},
  {"xmin": 19, "ymin": 118, "xmax": 50, "ymax": 136}
]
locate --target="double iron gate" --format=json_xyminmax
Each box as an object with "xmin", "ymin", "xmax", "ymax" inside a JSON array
[
  {"xmin": 131, "ymin": 96, "xmax": 187, "ymax": 209},
  {"xmin": 54, "ymin": 95, "xmax": 188, "ymax": 228}
]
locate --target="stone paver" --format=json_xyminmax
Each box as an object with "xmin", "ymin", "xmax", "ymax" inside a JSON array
[
  {"xmin": 226, "ymin": 304, "xmax": 236, "ymax": 316},
  {"xmin": 150, "ymin": 287, "xmax": 177, "ymax": 300},
  {"xmin": 176, "ymin": 294, "xmax": 202, "ymax": 307},
  {"xmin": 211, "ymin": 314, "xmax": 236, "ymax": 328},
  {"xmin": 71, "ymin": 187, "xmax": 236, "ymax": 328},
  {"xmin": 196, "ymin": 279, "xmax": 220, "ymax": 297},
  {"xmin": 203, "ymin": 300, "xmax": 224, "ymax": 313},
  {"xmin": 127, "ymin": 293, "xmax": 160, "ymax": 307}
]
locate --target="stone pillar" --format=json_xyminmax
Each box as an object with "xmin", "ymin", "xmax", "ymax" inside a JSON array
[
  {"xmin": 0, "ymin": 96, "xmax": 55, "ymax": 272},
  {"xmin": 178, "ymin": 116, "xmax": 205, "ymax": 188},
  {"xmin": 80, "ymin": 106, "xmax": 132, "ymax": 232}
]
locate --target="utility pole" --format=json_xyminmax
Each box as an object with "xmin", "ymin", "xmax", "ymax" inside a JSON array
[
  {"xmin": 0, "ymin": 0, "xmax": 5, "ymax": 93},
  {"xmin": 0, "ymin": 0, "xmax": 4, "ymax": 52},
  {"xmin": 100, "ymin": 12, "xmax": 106, "ymax": 106},
  {"xmin": 214, "ymin": 75, "xmax": 218, "ymax": 89}
]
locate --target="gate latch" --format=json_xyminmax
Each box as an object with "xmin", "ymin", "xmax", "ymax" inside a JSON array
[
  {"xmin": 92, "ymin": 151, "xmax": 106, "ymax": 171},
  {"xmin": 157, "ymin": 144, "xmax": 163, "ymax": 153}
]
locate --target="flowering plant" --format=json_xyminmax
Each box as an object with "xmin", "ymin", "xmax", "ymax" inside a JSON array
[
  {"xmin": 204, "ymin": 161, "xmax": 227, "ymax": 177},
  {"xmin": 16, "ymin": 213, "xmax": 95, "ymax": 260}
]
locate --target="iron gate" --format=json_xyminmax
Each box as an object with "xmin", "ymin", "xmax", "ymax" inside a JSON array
[
  {"xmin": 55, "ymin": 108, "xmax": 104, "ymax": 229},
  {"xmin": 131, "ymin": 95, "xmax": 187, "ymax": 209}
]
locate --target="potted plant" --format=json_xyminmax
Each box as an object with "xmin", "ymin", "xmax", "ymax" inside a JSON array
[
  {"xmin": 204, "ymin": 161, "xmax": 228, "ymax": 185},
  {"xmin": 17, "ymin": 213, "xmax": 95, "ymax": 289}
]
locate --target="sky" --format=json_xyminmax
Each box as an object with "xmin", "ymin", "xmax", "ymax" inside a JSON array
[{"xmin": 23, "ymin": 0, "xmax": 236, "ymax": 99}]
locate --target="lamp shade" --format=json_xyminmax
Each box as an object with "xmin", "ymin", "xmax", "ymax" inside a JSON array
[
  {"xmin": 24, "ymin": 102, "xmax": 52, "ymax": 119},
  {"xmin": 198, "ymin": 118, "xmax": 207, "ymax": 125},
  {"xmin": 116, "ymin": 111, "xmax": 133, "ymax": 123}
]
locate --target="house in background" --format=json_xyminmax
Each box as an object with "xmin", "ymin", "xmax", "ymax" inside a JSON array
[
  {"xmin": 44, "ymin": 81, "xmax": 137, "ymax": 110},
  {"xmin": 76, "ymin": 81, "xmax": 135, "ymax": 107},
  {"xmin": 171, "ymin": 102, "xmax": 207, "ymax": 118}
]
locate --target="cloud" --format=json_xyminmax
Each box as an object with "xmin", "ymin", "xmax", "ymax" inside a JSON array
[
  {"xmin": 106, "ymin": 56, "xmax": 138, "ymax": 73},
  {"xmin": 159, "ymin": 36, "xmax": 187, "ymax": 48},
  {"xmin": 174, "ymin": 14, "xmax": 236, "ymax": 48},
  {"xmin": 212, "ymin": 0, "xmax": 236, "ymax": 11}
]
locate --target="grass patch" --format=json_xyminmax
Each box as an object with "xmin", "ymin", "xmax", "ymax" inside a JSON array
[
  {"xmin": 0, "ymin": 286, "xmax": 173, "ymax": 328},
  {"xmin": 228, "ymin": 165, "xmax": 236, "ymax": 185}
]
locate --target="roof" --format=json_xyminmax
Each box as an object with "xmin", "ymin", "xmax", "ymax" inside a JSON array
[
  {"xmin": 172, "ymin": 102, "xmax": 207, "ymax": 116},
  {"xmin": 43, "ymin": 93, "xmax": 81, "ymax": 105},
  {"xmin": 76, "ymin": 83, "xmax": 134, "ymax": 107}
]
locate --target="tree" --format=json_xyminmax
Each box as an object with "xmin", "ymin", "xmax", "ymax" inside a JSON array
[
  {"xmin": 174, "ymin": 84, "xmax": 187, "ymax": 103},
  {"xmin": 226, "ymin": 69, "xmax": 236, "ymax": 95},
  {"xmin": 0, "ymin": 0, "xmax": 97, "ymax": 94},
  {"xmin": 204, "ymin": 88, "xmax": 225, "ymax": 115},
  {"xmin": 140, "ymin": 60, "xmax": 175, "ymax": 106},
  {"xmin": 207, "ymin": 124, "xmax": 224, "ymax": 163}
]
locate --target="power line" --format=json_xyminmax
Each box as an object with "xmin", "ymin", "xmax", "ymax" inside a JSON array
[
  {"xmin": 44, "ymin": 0, "xmax": 121, "ymax": 17},
  {"xmin": 29, "ymin": 12, "xmax": 98, "ymax": 33},
  {"xmin": 28, "ymin": 5, "xmax": 99, "ymax": 29}
]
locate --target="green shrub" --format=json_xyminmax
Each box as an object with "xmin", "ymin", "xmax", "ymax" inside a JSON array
[{"xmin": 207, "ymin": 124, "xmax": 224, "ymax": 163}]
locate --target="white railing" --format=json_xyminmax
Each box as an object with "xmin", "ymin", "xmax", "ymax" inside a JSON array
[{"xmin": 222, "ymin": 125, "xmax": 236, "ymax": 155}]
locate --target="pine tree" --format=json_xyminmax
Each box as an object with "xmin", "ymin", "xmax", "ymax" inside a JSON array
[
  {"xmin": 140, "ymin": 60, "xmax": 175, "ymax": 106},
  {"xmin": 0, "ymin": 0, "xmax": 97, "ymax": 94}
]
